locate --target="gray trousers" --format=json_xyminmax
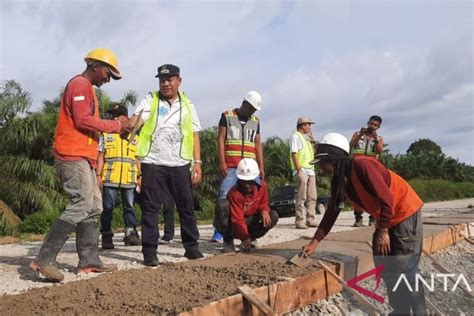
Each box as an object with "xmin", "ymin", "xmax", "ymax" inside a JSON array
[
  {"xmin": 372, "ymin": 210, "xmax": 426, "ymax": 315},
  {"xmin": 56, "ymin": 159, "xmax": 102, "ymax": 224}
]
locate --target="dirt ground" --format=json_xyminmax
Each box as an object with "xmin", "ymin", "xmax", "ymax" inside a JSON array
[
  {"xmin": 0, "ymin": 257, "xmax": 322, "ymax": 315},
  {"xmin": 0, "ymin": 199, "xmax": 472, "ymax": 315}
]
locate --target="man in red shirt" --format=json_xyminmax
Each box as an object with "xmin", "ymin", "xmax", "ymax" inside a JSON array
[
  {"xmin": 30, "ymin": 48, "xmax": 130, "ymax": 282},
  {"xmin": 215, "ymin": 158, "xmax": 278, "ymax": 252},
  {"xmin": 302, "ymin": 133, "xmax": 426, "ymax": 315}
]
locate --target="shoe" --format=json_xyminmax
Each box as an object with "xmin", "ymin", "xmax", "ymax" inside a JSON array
[
  {"xmin": 158, "ymin": 238, "xmax": 173, "ymax": 245},
  {"xmin": 101, "ymin": 232, "xmax": 114, "ymax": 250},
  {"xmin": 295, "ymin": 222, "xmax": 308, "ymax": 229},
  {"xmin": 222, "ymin": 236, "xmax": 236, "ymax": 253},
  {"xmin": 368, "ymin": 218, "xmax": 376, "ymax": 226},
  {"xmin": 353, "ymin": 219, "xmax": 363, "ymax": 227},
  {"xmin": 143, "ymin": 254, "xmax": 159, "ymax": 267},
  {"xmin": 306, "ymin": 221, "xmax": 318, "ymax": 228},
  {"xmin": 210, "ymin": 230, "xmax": 223, "ymax": 242},
  {"xmin": 123, "ymin": 230, "xmax": 141, "ymax": 246},
  {"xmin": 184, "ymin": 249, "xmax": 204, "ymax": 260}
]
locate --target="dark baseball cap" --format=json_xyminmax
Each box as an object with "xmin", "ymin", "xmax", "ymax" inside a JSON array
[
  {"xmin": 106, "ymin": 104, "xmax": 128, "ymax": 117},
  {"xmin": 155, "ymin": 64, "xmax": 180, "ymax": 78}
]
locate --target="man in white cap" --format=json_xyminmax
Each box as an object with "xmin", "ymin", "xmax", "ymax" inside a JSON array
[
  {"xmin": 211, "ymin": 91, "xmax": 264, "ymax": 243},
  {"xmin": 290, "ymin": 116, "xmax": 318, "ymax": 229}
]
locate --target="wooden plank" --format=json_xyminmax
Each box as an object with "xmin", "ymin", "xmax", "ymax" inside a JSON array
[
  {"xmin": 179, "ymin": 264, "xmax": 343, "ymax": 316},
  {"xmin": 423, "ymin": 223, "xmax": 465, "ymax": 253},
  {"xmin": 317, "ymin": 260, "xmax": 380, "ymax": 316},
  {"xmin": 238, "ymin": 285, "xmax": 276, "ymax": 316},
  {"xmin": 450, "ymin": 225, "xmax": 474, "ymax": 245}
]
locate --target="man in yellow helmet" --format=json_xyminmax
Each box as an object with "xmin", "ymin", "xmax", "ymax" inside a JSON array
[
  {"xmin": 30, "ymin": 48, "xmax": 130, "ymax": 282},
  {"xmin": 130, "ymin": 64, "xmax": 203, "ymax": 266}
]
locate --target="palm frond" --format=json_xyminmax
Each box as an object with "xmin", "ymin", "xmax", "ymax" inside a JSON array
[{"xmin": 0, "ymin": 200, "xmax": 21, "ymax": 235}]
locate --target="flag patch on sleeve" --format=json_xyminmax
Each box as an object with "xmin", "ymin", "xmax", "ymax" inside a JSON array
[{"xmin": 73, "ymin": 96, "xmax": 85, "ymax": 101}]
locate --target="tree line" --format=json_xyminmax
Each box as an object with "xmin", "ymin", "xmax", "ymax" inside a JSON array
[{"xmin": 1, "ymin": 80, "xmax": 473, "ymax": 235}]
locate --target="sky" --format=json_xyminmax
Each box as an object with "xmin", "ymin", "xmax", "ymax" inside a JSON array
[{"xmin": 1, "ymin": 0, "xmax": 473, "ymax": 164}]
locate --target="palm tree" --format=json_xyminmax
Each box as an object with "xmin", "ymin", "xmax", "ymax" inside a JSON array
[{"xmin": 0, "ymin": 80, "xmax": 32, "ymax": 128}]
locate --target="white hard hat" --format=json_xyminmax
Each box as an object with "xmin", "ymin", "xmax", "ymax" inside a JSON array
[
  {"xmin": 236, "ymin": 158, "xmax": 260, "ymax": 181},
  {"xmin": 319, "ymin": 133, "xmax": 350, "ymax": 154},
  {"xmin": 243, "ymin": 91, "xmax": 262, "ymax": 110},
  {"xmin": 310, "ymin": 133, "xmax": 350, "ymax": 164}
]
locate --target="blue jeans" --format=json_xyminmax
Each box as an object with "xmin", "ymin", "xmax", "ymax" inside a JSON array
[
  {"xmin": 100, "ymin": 186, "xmax": 137, "ymax": 233},
  {"xmin": 218, "ymin": 168, "xmax": 261, "ymax": 199}
]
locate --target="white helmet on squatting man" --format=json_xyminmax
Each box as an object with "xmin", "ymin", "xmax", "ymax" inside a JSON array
[{"xmin": 236, "ymin": 158, "xmax": 260, "ymax": 181}]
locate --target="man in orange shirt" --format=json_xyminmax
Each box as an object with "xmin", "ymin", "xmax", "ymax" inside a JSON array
[
  {"xmin": 30, "ymin": 48, "xmax": 130, "ymax": 282},
  {"xmin": 302, "ymin": 133, "xmax": 426, "ymax": 315}
]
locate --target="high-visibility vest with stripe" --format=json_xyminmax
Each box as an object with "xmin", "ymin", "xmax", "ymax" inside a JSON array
[
  {"xmin": 102, "ymin": 133, "xmax": 138, "ymax": 188},
  {"xmin": 351, "ymin": 135, "xmax": 379, "ymax": 158},
  {"xmin": 136, "ymin": 91, "xmax": 194, "ymax": 160},
  {"xmin": 345, "ymin": 157, "xmax": 423, "ymax": 228},
  {"xmin": 223, "ymin": 110, "xmax": 259, "ymax": 168},
  {"xmin": 290, "ymin": 131, "xmax": 315, "ymax": 171},
  {"xmin": 54, "ymin": 75, "xmax": 100, "ymax": 161}
]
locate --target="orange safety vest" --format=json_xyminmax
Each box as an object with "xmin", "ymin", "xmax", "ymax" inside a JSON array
[
  {"xmin": 53, "ymin": 76, "xmax": 100, "ymax": 161},
  {"xmin": 223, "ymin": 110, "xmax": 259, "ymax": 168},
  {"xmin": 345, "ymin": 158, "xmax": 423, "ymax": 228}
]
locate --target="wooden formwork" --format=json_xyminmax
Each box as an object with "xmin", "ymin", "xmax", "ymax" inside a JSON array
[
  {"xmin": 179, "ymin": 262, "xmax": 343, "ymax": 316},
  {"xmin": 423, "ymin": 223, "xmax": 467, "ymax": 253}
]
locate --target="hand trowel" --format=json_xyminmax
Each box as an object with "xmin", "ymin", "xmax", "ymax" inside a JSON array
[{"xmin": 289, "ymin": 252, "xmax": 311, "ymax": 267}]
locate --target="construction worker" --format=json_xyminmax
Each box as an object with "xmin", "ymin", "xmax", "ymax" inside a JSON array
[
  {"xmin": 302, "ymin": 133, "xmax": 426, "ymax": 315},
  {"xmin": 215, "ymin": 158, "xmax": 278, "ymax": 253},
  {"xmin": 349, "ymin": 115, "xmax": 384, "ymax": 227},
  {"xmin": 212, "ymin": 91, "xmax": 264, "ymax": 243},
  {"xmin": 97, "ymin": 103, "xmax": 141, "ymax": 249},
  {"xmin": 131, "ymin": 64, "xmax": 203, "ymax": 266},
  {"xmin": 30, "ymin": 48, "xmax": 130, "ymax": 282},
  {"xmin": 290, "ymin": 116, "xmax": 318, "ymax": 229}
]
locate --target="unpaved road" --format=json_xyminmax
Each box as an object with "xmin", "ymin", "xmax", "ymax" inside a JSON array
[{"xmin": 0, "ymin": 199, "xmax": 472, "ymax": 314}]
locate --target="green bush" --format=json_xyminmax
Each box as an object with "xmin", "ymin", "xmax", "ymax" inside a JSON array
[
  {"xmin": 19, "ymin": 207, "xmax": 61, "ymax": 234},
  {"xmin": 409, "ymin": 179, "xmax": 474, "ymax": 202}
]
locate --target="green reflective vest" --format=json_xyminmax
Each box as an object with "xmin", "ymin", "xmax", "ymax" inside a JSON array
[
  {"xmin": 136, "ymin": 91, "xmax": 194, "ymax": 160},
  {"xmin": 290, "ymin": 131, "xmax": 315, "ymax": 171}
]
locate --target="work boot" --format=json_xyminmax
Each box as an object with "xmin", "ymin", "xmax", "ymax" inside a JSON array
[
  {"xmin": 368, "ymin": 217, "xmax": 376, "ymax": 226},
  {"xmin": 123, "ymin": 230, "xmax": 141, "ymax": 246},
  {"xmin": 353, "ymin": 218, "xmax": 363, "ymax": 227},
  {"xmin": 30, "ymin": 219, "xmax": 75, "ymax": 282},
  {"xmin": 76, "ymin": 221, "xmax": 117, "ymax": 274},
  {"xmin": 222, "ymin": 235, "xmax": 236, "ymax": 253},
  {"xmin": 306, "ymin": 221, "xmax": 318, "ymax": 228},
  {"xmin": 101, "ymin": 232, "xmax": 114, "ymax": 250}
]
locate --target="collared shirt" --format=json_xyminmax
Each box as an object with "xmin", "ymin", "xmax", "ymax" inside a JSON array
[
  {"xmin": 290, "ymin": 132, "xmax": 315, "ymax": 176},
  {"xmin": 134, "ymin": 93, "xmax": 201, "ymax": 166}
]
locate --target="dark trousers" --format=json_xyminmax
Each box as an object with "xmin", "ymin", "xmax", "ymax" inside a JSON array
[
  {"xmin": 354, "ymin": 210, "xmax": 375, "ymax": 222},
  {"xmin": 214, "ymin": 199, "xmax": 279, "ymax": 240},
  {"xmin": 162, "ymin": 199, "xmax": 175, "ymax": 240},
  {"xmin": 140, "ymin": 164, "xmax": 199, "ymax": 254},
  {"xmin": 372, "ymin": 210, "xmax": 426, "ymax": 315}
]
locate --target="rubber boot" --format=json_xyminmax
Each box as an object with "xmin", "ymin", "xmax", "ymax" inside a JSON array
[
  {"xmin": 353, "ymin": 217, "xmax": 363, "ymax": 227},
  {"xmin": 123, "ymin": 229, "xmax": 141, "ymax": 246},
  {"xmin": 30, "ymin": 219, "xmax": 75, "ymax": 282},
  {"xmin": 222, "ymin": 235, "xmax": 236, "ymax": 253},
  {"xmin": 368, "ymin": 216, "xmax": 376, "ymax": 226},
  {"xmin": 101, "ymin": 232, "xmax": 114, "ymax": 250},
  {"xmin": 76, "ymin": 221, "xmax": 117, "ymax": 274}
]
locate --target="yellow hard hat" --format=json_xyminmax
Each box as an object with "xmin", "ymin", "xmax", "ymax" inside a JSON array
[{"xmin": 84, "ymin": 48, "xmax": 122, "ymax": 80}]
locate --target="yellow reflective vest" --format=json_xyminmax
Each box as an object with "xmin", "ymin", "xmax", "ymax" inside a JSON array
[
  {"xmin": 290, "ymin": 131, "xmax": 315, "ymax": 171},
  {"xmin": 102, "ymin": 133, "xmax": 138, "ymax": 188},
  {"xmin": 136, "ymin": 91, "xmax": 193, "ymax": 160}
]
